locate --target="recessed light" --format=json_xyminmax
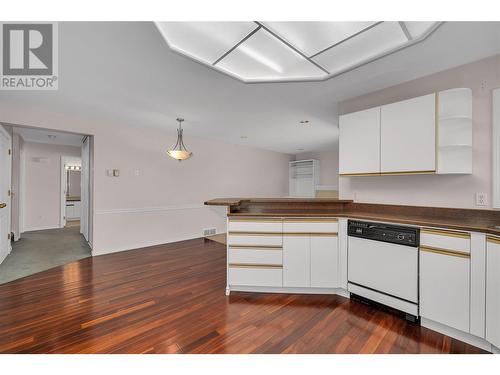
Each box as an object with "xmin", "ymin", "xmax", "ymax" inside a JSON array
[
  {"xmin": 240, "ymin": 135, "xmax": 248, "ymax": 139},
  {"xmin": 47, "ymin": 134, "xmax": 56, "ymax": 139},
  {"xmin": 299, "ymin": 120, "xmax": 310, "ymax": 125}
]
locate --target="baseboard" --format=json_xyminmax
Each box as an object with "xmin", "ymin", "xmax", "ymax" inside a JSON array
[
  {"xmin": 92, "ymin": 235, "xmax": 208, "ymax": 256},
  {"xmin": 229, "ymin": 286, "xmax": 350, "ymax": 297},
  {"xmin": 421, "ymin": 317, "xmax": 493, "ymax": 352}
]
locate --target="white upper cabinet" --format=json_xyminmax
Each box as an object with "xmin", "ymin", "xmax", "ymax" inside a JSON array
[
  {"xmin": 339, "ymin": 107, "xmax": 381, "ymax": 175},
  {"xmin": 380, "ymin": 94, "xmax": 436, "ymax": 173},
  {"xmin": 338, "ymin": 89, "xmax": 472, "ymax": 176}
]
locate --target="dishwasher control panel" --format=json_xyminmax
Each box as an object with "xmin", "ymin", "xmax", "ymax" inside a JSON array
[{"xmin": 348, "ymin": 220, "xmax": 419, "ymax": 247}]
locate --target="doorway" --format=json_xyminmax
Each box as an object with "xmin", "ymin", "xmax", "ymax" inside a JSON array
[{"xmin": 0, "ymin": 124, "xmax": 94, "ymax": 284}]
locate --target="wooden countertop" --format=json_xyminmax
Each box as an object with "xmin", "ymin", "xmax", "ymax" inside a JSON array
[
  {"xmin": 205, "ymin": 197, "xmax": 353, "ymax": 206},
  {"xmin": 205, "ymin": 197, "xmax": 500, "ymax": 236}
]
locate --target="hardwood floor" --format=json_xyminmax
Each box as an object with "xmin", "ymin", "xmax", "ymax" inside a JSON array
[{"xmin": 0, "ymin": 238, "xmax": 487, "ymax": 354}]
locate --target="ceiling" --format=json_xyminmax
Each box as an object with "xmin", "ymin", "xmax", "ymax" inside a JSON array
[
  {"xmin": 14, "ymin": 126, "xmax": 85, "ymax": 147},
  {"xmin": 0, "ymin": 21, "xmax": 499, "ymax": 154},
  {"xmin": 156, "ymin": 22, "xmax": 441, "ymax": 82}
]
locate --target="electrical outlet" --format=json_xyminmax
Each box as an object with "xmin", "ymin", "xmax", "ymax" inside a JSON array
[{"xmin": 476, "ymin": 192, "xmax": 488, "ymax": 206}]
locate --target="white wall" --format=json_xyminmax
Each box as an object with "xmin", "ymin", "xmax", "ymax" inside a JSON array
[
  {"xmin": 0, "ymin": 105, "xmax": 292, "ymax": 254},
  {"xmin": 338, "ymin": 54, "xmax": 500, "ymax": 209},
  {"xmin": 23, "ymin": 142, "xmax": 81, "ymax": 231},
  {"xmin": 294, "ymin": 150, "xmax": 339, "ymax": 189}
]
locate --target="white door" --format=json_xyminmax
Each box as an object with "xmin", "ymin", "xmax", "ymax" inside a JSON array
[
  {"xmin": 380, "ymin": 94, "xmax": 436, "ymax": 173},
  {"xmin": 0, "ymin": 126, "xmax": 12, "ymax": 264},
  {"xmin": 283, "ymin": 234, "xmax": 310, "ymax": 287},
  {"xmin": 310, "ymin": 235, "xmax": 338, "ymax": 288},
  {"xmin": 420, "ymin": 249, "xmax": 470, "ymax": 332},
  {"xmin": 486, "ymin": 237, "xmax": 500, "ymax": 349},
  {"xmin": 339, "ymin": 107, "xmax": 381, "ymax": 175}
]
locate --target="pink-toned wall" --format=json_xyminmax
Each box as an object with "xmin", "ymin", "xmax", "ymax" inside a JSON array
[
  {"xmin": 338, "ymin": 54, "xmax": 500, "ymax": 209},
  {"xmin": 295, "ymin": 150, "xmax": 339, "ymax": 188},
  {"xmin": 23, "ymin": 142, "xmax": 81, "ymax": 231},
  {"xmin": 0, "ymin": 104, "xmax": 291, "ymax": 254}
]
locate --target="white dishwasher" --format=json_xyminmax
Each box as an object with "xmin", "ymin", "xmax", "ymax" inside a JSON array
[{"xmin": 347, "ymin": 220, "xmax": 420, "ymax": 321}]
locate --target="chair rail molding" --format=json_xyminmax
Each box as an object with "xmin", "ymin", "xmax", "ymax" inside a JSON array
[{"xmin": 493, "ymin": 88, "xmax": 500, "ymax": 208}]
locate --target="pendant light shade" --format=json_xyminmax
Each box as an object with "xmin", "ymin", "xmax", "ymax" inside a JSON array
[{"xmin": 167, "ymin": 118, "xmax": 192, "ymax": 161}]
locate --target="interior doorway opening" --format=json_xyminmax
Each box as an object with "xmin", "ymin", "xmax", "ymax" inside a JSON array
[{"xmin": 0, "ymin": 123, "xmax": 94, "ymax": 284}]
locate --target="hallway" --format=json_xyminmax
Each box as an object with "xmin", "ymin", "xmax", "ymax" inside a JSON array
[{"xmin": 0, "ymin": 226, "xmax": 91, "ymax": 284}]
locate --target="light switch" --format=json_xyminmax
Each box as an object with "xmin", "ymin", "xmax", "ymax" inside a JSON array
[
  {"xmin": 476, "ymin": 192, "xmax": 487, "ymax": 206},
  {"xmin": 113, "ymin": 169, "xmax": 120, "ymax": 177}
]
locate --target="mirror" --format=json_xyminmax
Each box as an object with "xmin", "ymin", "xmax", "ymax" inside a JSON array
[{"xmin": 66, "ymin": 169, "xmax": 81, "ymax": 199}]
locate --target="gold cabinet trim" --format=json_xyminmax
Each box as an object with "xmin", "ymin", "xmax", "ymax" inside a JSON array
[
  {"xmin": 283, "ymin": 232, "xmax": 338, "ymax": 236},
  {"xmin": 228, "ymin": 263, "xmax": 283, "ymax": 269},
  {"xmin": 228, "ymin": 231, "xmax": 282, "ymax": 236},
  {"xmin": 0, "ymin": 203, "xmax": 6, "ymax": 209},
  {"xmin": 228, "ymin": 218, "xmax": 282, "ymax": 222},
  {"xmin": 283, "ymin": 218, "xmax": 338, "ymax": 223},
  {"xmin": 487, "ymin": 236, "xmax": 500, "ymax": 245},
  {"xmin": 228, "ymin": 245, "xmax": 282, "ymax": 250},
  {"xmin": 340, "ymin": 170, "xmax": 436, "ymax": 177},
  {"xmin": 420, "ymin": 246, "xmax": 470, "ymax": 258},
  {"xmin": 421, "ymin": 228, "xmax": 470, "ymax": 239}
]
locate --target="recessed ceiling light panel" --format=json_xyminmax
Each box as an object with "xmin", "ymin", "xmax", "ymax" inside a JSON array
[
  {"xmin": 312, "ymin": 22, "xmax": 408, "ymax": 75},
  {"xmin": 263, "ymin": 21, "xmax": 377, "ymax": 56},
  {"xmin": 155, "ymin": 21, "xmax": 442, "ymax": 83},
  {"xmin": 403, "ymin": 21, "xmax": 439, "ymax": 39},
  {"xmin": 156, "ymin": 22, "xmax": 257, "ymax": 65},
  {"xmin": 215, "ymin": 28, "xmax": 326, "ymax": 82}
]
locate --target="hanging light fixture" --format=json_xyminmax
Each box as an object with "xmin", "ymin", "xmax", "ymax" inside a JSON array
[{"xmin": 167, "ymin": 118, "xmax": 192, "ymax": 161}]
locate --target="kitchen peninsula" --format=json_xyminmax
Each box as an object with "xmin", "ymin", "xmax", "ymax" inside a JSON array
[{"xmin": 205, "ymin": 197, "xmax": 500, "ymax": 353}]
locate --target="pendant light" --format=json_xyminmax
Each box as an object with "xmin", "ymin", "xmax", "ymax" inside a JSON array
[{"xmin": 167, "ymin": 118, "xmax": 192, "ymax": 161}]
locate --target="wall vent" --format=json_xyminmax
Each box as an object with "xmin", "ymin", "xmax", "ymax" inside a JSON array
[{"xmin": 203, "ymin": 228, "xmax": 217, "ymax": 237}]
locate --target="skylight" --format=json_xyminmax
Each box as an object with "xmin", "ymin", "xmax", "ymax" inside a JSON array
[{"xmin": 156, "ymin": 21, "xmax": 442, "ymax": 83}]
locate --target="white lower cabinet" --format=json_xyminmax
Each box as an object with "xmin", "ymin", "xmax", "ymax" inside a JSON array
[
  {"xmin": 228, "ymin": 218, "xmax": 339, "ymax": 291},
  {"xmin": 283, "ymin": 234, "xmax": 310, "ymax": 287},
  {"xmin": 419, "ymin": 249, "xmax": 470, "ymax": 332},
  {"xmin": 310, "ymin": 235, "xmax": 338, "ymax": 288},
  {"xmin": 486, "ymin": 236, "xmax": 500, "ymax": 349},
  {"xmin": 228, "ymin": 267, "xmax": 282, "ymax": 287}
]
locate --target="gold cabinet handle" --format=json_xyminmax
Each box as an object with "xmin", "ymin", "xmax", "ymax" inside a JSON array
[{"xmin": 0, "ymin": 203, "xmax": 6, "ymax": 209}]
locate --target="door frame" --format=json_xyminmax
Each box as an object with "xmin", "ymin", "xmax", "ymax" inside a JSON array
[
  {"xmin": 0, "ymin": 124, "xmax": 12, "ymax": 264},
  {"xmin": 60, "ymin": 156, "xmax": 69, "ymax": 228}
]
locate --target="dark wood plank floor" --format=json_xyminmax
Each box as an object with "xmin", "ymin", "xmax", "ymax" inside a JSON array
[{"xmin": 0, "ymin": 238, "xmax": 487, "ymax": 354}]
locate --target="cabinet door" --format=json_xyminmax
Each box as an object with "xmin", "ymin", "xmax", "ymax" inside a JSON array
[
  {"xmin": 420, "ymin": 249, "xmax": 470, "ymax": 332},
  {"xmin": 339, "ymin": 107, "xmax": 381, "ymax": 175},
  {"xmin": 380, "ymin": 94, "xmax": 436, "ymax": 173},
  {"xmin": 310, "ymin": 235, "xmax": 338, "ymax": 288},
  {"xmin": 283, "ymin": 235, "xmax": 310, "ymax": 287},
  {"xmin": 486, "ymin": 237, "xmax": 500, "ymax": 349}
]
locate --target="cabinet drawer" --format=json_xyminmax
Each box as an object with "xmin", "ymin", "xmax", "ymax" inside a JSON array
[
  {"xmin": 228, "ymin": 248, "xmax": 282, "ymax": 265},
  {"xmin": 228, "ymin": 266, "xmax": 282, "ymax": 287},
  {"xmin": 283, "ymin": 218, "xmax": 338, "ymax": 234},
  {"xmin": 228, "ymin": 218, "xmax": 282, "ymax": 233},
  {"xmin": 227, "ymin": 233, "xmax": 282, "ymax": 247},
  {"xmin": 420, "ymin": 228, "xmax": 470, "ymax": 254}
]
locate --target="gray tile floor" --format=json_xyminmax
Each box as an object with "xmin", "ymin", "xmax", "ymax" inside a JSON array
[{"xmin": 0, "ymin": 226, "xmax": 91, "ymax": 284}]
